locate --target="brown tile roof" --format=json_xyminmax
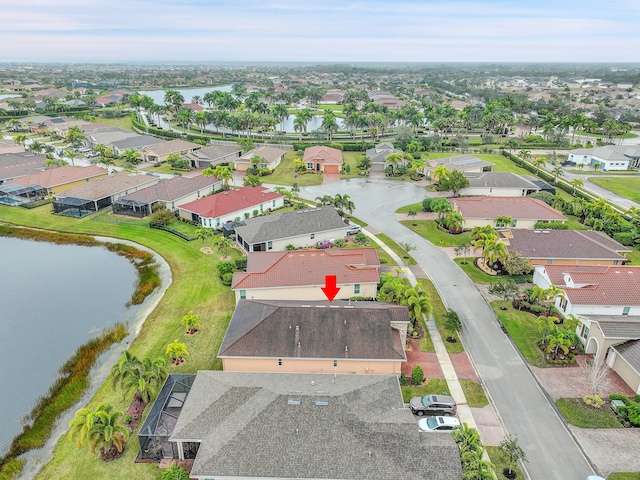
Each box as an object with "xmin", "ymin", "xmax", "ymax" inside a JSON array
[
  {"xmin": 542, "ymin": 264, "xmax": 640, "ymax": 306},
  {"xmin": 303, "ymin": 145, "xmax": 343, "ymax": 165},
  {"xmin": 56, "ymin": 172, "xmax": 158, "ymax": 201},
  {"xmin": 452, "ymin": 196, "xmax": 566, "ymax": 221},
  {"xmin": 505, "ymin": 229, "xmax": 630, "ymax": 261},
  {"xmin": 142, "ymin": 139, "xmax": 201, "ymax": 157},
  {"xmin": 12, "ymin": 165, "xmax": 107, "ymax": 188},
  {"xmin": 218, "ymin": 300, "xmax": 407, "ymax": 360},
  {"xmin": 118, "ymin": 175, "xmax": 219, "ymax": 204},
  {"xmin": 179, "ymin": 186, "xmax": 283, "ymax": 219},
  {"xmin": 237, "ymin": 146, "xmax": 286, "ymax": 164},
  {"xmin": 232, "ymin": 248, "xmax": 380, "ymax": 290}
]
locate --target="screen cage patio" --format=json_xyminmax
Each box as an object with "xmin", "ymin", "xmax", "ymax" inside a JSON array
[
  {"xmin": 112, "ymin": 198, "xmax": 151, "ymax": 218},
  {"xmin": 0, "ymin": 184, "xmax": 46, "ymax": 206},
  {"xmin": 138, "ymin": 374, "xmax": 197, "ymax": 461}
]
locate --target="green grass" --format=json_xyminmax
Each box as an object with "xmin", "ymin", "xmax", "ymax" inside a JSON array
[
  {"xmin": 340, "ymin": 151, "xmax": 365, "ymax": 179},
  {"xmin": 96, "ymin": 115, "xmax": 134, "ymax": 131},
  {"xmin": 141, "ymin": 163, "xmax": 185, "ymax": 175},
  {"xmin": 396, "ymin": 201, "xmax": 427, "ymax": 214},
  {"xmin": 376, "ymin": 233, "xmax": 417, "ymax": 265},
  {"xmin": 416, "ymin": 279, "xmax": 463, "ymax": 354},
  {"xmin": 485, "ymin": 446, "xmax": 525, "ymax": 480},
  {"xmin": 0, "ymin": 203, "xmax": 236, "ymax": 480},
  {"xmin": 401, "ymin": 220, "xmax": 473, "ymax": 247},
  {"xmin": 556, "ymin": 398, "xmax": 622, "ymax": 428},
  {"xmin": 589, "ymin": 176, "xmax": 640, "ymax": 204},
  {"xmin": 608, "ymin": 473, "xmax": 640, "ymax": 480},
  {"xmin": 625, "ymin": 248, "xmax": 640, "ymax": 265},
  {"xmin": 492, "ymin": 301, "xmax": 547, "ymax": 368},
  {"xmin": 460, "ymin": 380, "xmax": 489, "ymax": 408},
  {"xmin": 165, "ymin": 218, "xmax": 200, "ymax": 237},
  {"xmin": 0, "ymin": 458, "xmax": 24, "ymax": 480},
  {"xmin": 268, "ymin": 151, "xmax": 323, "ymax": 186},
  {"xmin": 401, "ymin": 379, "xmax": 450, "ymax": 403},
  {"xmin": 575, "ymin": 130, "xmax": 637, "ymax": 139},
  {"xmin": 453, "ymin": 259, "xmax": 531, "ymax": 285}
]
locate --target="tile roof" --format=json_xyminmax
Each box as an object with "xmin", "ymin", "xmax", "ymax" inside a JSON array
[
  {"xmin": 303, "ymin": 145, "xmax": 343, "ymax": 165},
  {"xmin": 0, "ymin": 151, "xmax": 46, "ymax": 168},
  {"xmin": 219, "ymin": 299, "xmax": 406, "ymax": 360},
  {"xmin": 117, "ymin": 175, "xmax": 219, "ymax": 204},
  {"xmin": 110, "ymin": 134, "xmax": 161, "ymax": 150},
  {"xmin": 171, "ymin": 371, "xmax": 462, "ymax": 479},
  {"xmin": 237, "ymin": 146, "xmax": 286, "ymax": 164},
  {"xmin": 187, "ymin": 145, "xmax": 242, "ymax": 162},
  {"xmin": 506, "ymin": 229, "xmax": 630, "ymax": 261},
  {"xmin": 179, "ymin": 186, "xmax": 283, "ymax": 219},
  {"xmin": 425, "ymin": 154, "xmax": 493, "ymax": 171},
  {"xmin": 613, "ymin": 340, "xmax": 640, "ymax": 375},
  {"xmin": 464, "ymin": 172, "xmax": 540, "ymax": 190},
  {"xmin": 365, "ymin": 143, "xmax": 402, "ymax": 164},
  {"xmin": 232, "ymin": 247, "xmax": 379, "ymax": 290},
  {"xmin": 542, "ymin": 264, "xmax": 640, "ymax": 306},
  {"xmin": 452, "ymin": 196, "xmax": 566, "ymax": 221},
  {"xmin": 233, "ymin": 205, "xmax": 348, "ymax": 244},
  {"xmin": 142, "ymin": 139, "xmax": 201, "ymax": 157},
  {"xmin": 582, "ymin": 315, "xmax": 640, "ymax": 339},
  {"xmin": 55, "ymin": 172, "xmax": 158, "ymax": 201},
  {"xmin": 11, "ymin": 165, "xmax": 107, "ymax": 188}
]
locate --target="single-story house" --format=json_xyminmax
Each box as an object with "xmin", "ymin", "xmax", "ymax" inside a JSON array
[
  {"xmin": 0, "ymin": 138, "xmax": 25, "ymax": 155},
  {"xmin": 0, "ymin": 151, "xmax": 47, "ymax": 183},
  {"xmin": 303, "ymin": 145, "xmax": 343, "ymax": 173},
  {"xmin": 178, "ymin": 186, "xmax": 284, "ymax": 228},
  {"xmin": 0, "ymin": 183, "xmax": 47, "ymax": 206},
  {"xmin": 85, "ymin": 127, "xmax": 139, "ymax": 150},
  {"xmin": 451, "ymin": 196, "xmax": 566, "ymax": 229},
  {"xmin": 502, "ymin": 229, "xmax": 631, "ymax": 267},
  {"xmin": 231, "ymin": 247, "xmax": 380, "ymax": 303},
  {"xmin": 234, "ymin": 146, "xmax": 286, "ymax": 172},
  {"xmin": 140, "ymin": 139, "xmax": 202, "ymax": 164},
  {"xmin": 423, "ymin": 154, "xmax": 493, "ymax": 179},
  {"xmin": 52, "ymin": 172, "xmax": 159, "ymax": 217},
  {"xmin": 567, "ymin": 145, "xmax": 640, "ymax": 171},
  {"xmin": 186, "ymin": 145, "xmax": 242, "ymax": 169},
  {"xmin": 219, "ymin": 300, "xmax": 407, "ymax": 374},
  {"xmin": 365, "ymin": 143, "xmax": 403, "ymax": 172},
  {"xmin": 232, "ymin": 205, "xmax": 349, "ymax": 252},
  {"xmin": 112, "ymin": 175, "xmax": 220, "ymax": 218},
  {"xmin": 533, "ymin": 264, "xmax": 640, "ymax": 317},
  {"xmin": 110, "ymin": 135, "xmax": 162, "ymax": 156},
  {"xmin": 11, "ymin": 165, "xmax": 108, "ymax": 195},
  {"xmin": 460, "ymin": 172, "xmax": 541, "ymax": 197},
  {"xmin": 139, "ymin": 371, "xmax": 462, "ymax": 479}
]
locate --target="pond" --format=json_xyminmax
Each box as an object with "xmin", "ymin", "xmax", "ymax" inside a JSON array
[
  {"xmin": 137, "ymin": 85, "xmax": 232, "ymax": 105},
  {"xmin": 0, "ymin": 236, "xmax": 139, "ymax": 457}
]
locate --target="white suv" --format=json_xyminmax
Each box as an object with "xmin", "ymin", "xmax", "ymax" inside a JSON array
[{"xmin": 346, "ymin": 223, "xmax": 361, "ymax": 235}]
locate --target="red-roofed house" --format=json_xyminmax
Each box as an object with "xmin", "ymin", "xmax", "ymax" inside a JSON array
[
  {"xmin": 303, "ymin": 146, "xmax": 343, "ymax": 173},
  {"xmin": 534, "ymin": 264, "xmax": 640, "ymax": 393},
  {"xmin": 178, "ymin": 186, "xmax": 284, "ymax": 228},
  {"xmin": 231, "ymin": 248, "xmax": 380, "ymax": 303},
  {"xmin": 11, "ymin": 165, "xmax": 108, "ymax": 194},
  {"xmin": 451, "ymin": 196, "xmax": 566, "ymax": 229}
]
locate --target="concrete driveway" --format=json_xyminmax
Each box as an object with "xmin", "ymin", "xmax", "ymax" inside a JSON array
[{"xmin": 301, "ymin": 178, "xmax": 598, "ymax": 480}]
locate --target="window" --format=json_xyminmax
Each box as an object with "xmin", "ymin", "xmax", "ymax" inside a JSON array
[
  {"xmin": 333, "ymin": 360, "xmax": 337, "ymax": 368},
  {"xmin": 272, "ymin": 200, "xmax": 276, "ymax": 207},
  {"xmin": 583, "ymin": 326, "xmax": 589, "ymax": 339},
  {"xmin": 307, "ymin": 162, "xmax": 313, "ymax": 169},
  {"xmin": 240, "ymin": 290, "xmax": 246, "ymax": 299},
  {"xmin": 310, "ymin": 234, "xmax": 315, "ymax": 240},
  {"xmin": 216, "ymin": 218, "xmax": 221, "ymax": 226},
  {"xmin": 614, "ymin": 260, "xmax": 619, "ymax": 265},
  {"xmin": 278, "ymin": 359, "xmax": 282, "ymax": 366},
  {"xmin": 547, "ymin": 259, "xmax": 553, "ymax": 264},
  {"xmin": 560, "ymin": 298, "xmax": 568, "ymax": 310},
  {"xmin": 354, "ymin": 284, "xmax": 360, "ymax": 294},
  {"xmin": 267, "ymin": 241, "xmax": 273, "ymax": 250},
  {"xmin": 623, "ymin": 307, "xmax": 630, "ymax": 316}
]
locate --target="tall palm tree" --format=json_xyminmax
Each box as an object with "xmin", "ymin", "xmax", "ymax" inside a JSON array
[
  {"xmin": 570, "ymin": 178, "xmax": 584, "ymax": 194},
  {"xmin": 69, "ymin": 403, "xmax": 127, "ymax": 456},
  {"xmin": 293, "ymin": 116, "xmax": 305, "ymax": 141},
  {"xmin": 62, "ymin": 149, "xmax": 78, "ymax": 167},
  {"xmin": 551, "ymin": 166, "xmax": 563, "ymax": 183},
  {"xmin": 194, "ymin": 111, "xmax": 207, "ymax": 134},
  {"xmin": 110, "ymin": 352, "xmax": 167, "ymax": 403},
  {"xmin": 532, "ymin": 158, "xmax": 545, "ymax": 174},
  {"xmin": 321, "ymin": 110, "xmax": 339, "ymax": 141}
]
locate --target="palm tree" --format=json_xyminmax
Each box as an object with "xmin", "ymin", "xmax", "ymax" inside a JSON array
[
  {"xmin": 195, "ymin": 227, "xmax": 213, "ymax": 246},
  {"xmin": 164, "ymin": 90, "xmax": 185, "ymax": 115},
  {"xmin": 592, "ymin": 161, "xmax": 601, "ymax": 172},
  {"xmin": 333, "ymin": 193, "xmax": 355, "ymax": 216},
  {"xmin": 203, "ymin": 165, "xmax": 233, "ymax": 189},
  {"xmin": 194, "ymin": 111, "xmax": 207, "ymax": 134},
  {"xmin": 321, "ymin": 110, "xmax": 339, "ymax": 141},
  {"xmin": 551, "ymin": 165, "xmax": 563, "ymax": 183},
  {"xmin": 537, "ymin": 315, "xmax": 558, "ymax": 343},
  {"xmin": 162, "ymin": 462, "xmax": 190, "ymax": 480},
  {"xmin": 532, "ymin": 157, "xmax": 545, "ymax": 174},
  {"xmin": 297, "ymin": 108, "xmax": 313, "ymax": 135},
  {"xmin": 110, "ymin": 352, "xmax": 167, "ymax": 403},
  {"xmin": 182, "ymin": 311, "xmax": 201, "ymax": 335},
  {"xmin": 545, "ymin": 330, "xmax": 572, "ymax": 358},
  {"xmin": 213, "ymin": 235, "xmax": 233, "ymax": 259},
  {"xmin": 517, "ymin": 149, "xmax": 531, "ymax": 166},
  {"xmin": 121, "ymin": 148, "xmax": 140, "ymax": 165},
  {"xmin": 166, "ymin": 340, "xmax": 189, "ymax": 366},
  {"xmin": 62, "ymin": 149, "xmax": 78, "ymax": 167},
  {"xmin": 531, "ymin": 284, "xmax": 565, "ymax": 315},
  {"xmin": 315, "ymin": 195, "xmax": 334, "ymax": 206},
  {"xmin": 570, "ymin": 178, "xmax": 584, "ymax": 194},
  {"xmin": 176, "ymin": 108, "xmax": 194, "ymax": 133},
  {"xmin": 293, "ymin": 116, "xmax": 305, "ymax": 140},
  {"xmin": 404, "ymin": 287, "xmax": 432, "ymax": 326},
  {"xmin": 69, "ymin": 403, "xmax": 127, "ymax": 457},
  {"xmin": 432, "ymin": 164, "xmax": 448, "ymax": 186}
]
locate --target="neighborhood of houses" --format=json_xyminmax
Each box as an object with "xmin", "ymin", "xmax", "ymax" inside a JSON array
[{"xmin": 3, "ymin": 113, "xmax": 640, "ymax": 479}]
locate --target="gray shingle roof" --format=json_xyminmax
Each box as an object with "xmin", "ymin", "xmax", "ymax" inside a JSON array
[
  {"xmin": 117, "ymin": 175, "xmax": 218, "ymax": 204},
  {"xmin": 613, "ymin": 340, "xmax": 640, "ymax": 374},
  {"xmin": 464, "ymin": 171, "xmax": 540, "ymax": 189},
  {"xmin": 171, "ymin": 371, "xmax": 462, "ymax": 480},
  {"xmin": 110, "ymin": 134, "xmax": 161, "ymax": 150},
  {"xmin": 219, "ymin": 299, "xmax": 407, "ymax": 360},
  {"xmin": 234, "ymin": 205, "xmax": 348, "ymax": 243},
  {"xmin": 584, "ymin": 315, "xmax": 640, "ymax": 339}
]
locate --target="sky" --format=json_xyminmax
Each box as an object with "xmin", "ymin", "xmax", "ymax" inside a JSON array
[{"xmin": 1, "ymin": 0, "xmax": 639, "ymax": 63}]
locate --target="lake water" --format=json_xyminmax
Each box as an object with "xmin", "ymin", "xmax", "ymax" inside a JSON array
[
  {"xmin": 0, "ymin": 236, "xmax": 138, "ymax": 457},
  {"xmin": 137, "ymin": 85, "xmax": 232, "ymax": 105},
  {"xmin": 208, "ymin": 114, "xmax": 345, "ymax": 134}
]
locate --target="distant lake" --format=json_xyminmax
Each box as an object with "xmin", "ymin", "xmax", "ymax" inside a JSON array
[
  {"xmin": 208, "ymin": 114, "xmax": 345, "ymax": 134},
  {"xmin": 137, "ymin": 85, "xmax": 232, "ymax": 105},
  {"xmin": 0, "ymin": 237, "xmax": 139, "ymax": 457},
  {"xmin": 0, "ymin": 94, "xmax": 21, "ymax": 101}
]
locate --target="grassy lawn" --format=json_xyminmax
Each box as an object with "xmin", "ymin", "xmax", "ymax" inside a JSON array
[
  {"xmin": 401, "ymin": 220, "xmax": 473, "ymax": 247},
  {"xmin": 340, "ymin": 151, "xmax": 365, "ymax": 179},
  {"xmin": 625, "ymin": 248, "xmax": 640, "ymax": 265},
  {"xmin": 376, "ymin": 233, "xmax": 417, "ymax": 265},
  {"xmin": 416, "ymin": 279, "xmax": 463, "ymax": 354},
  {"xmin": 401, "ymin": 379, "xmax": 450, "ymax": 403},
  {"xmin": 268, "ymin": 151, "xmax": 323, "ymax": 186},
  {"xmin": 608, "ymin": 473, "xmax": 640, "ymax": 480},
  {"xmin": 0, "ymin": 204, "xmax": 237, "ymax": 480},
  {"xmin": 589, "ymin": 176, "xmax": 640, "ymax": 204},
  {"xmin": 460, "ymin": 380, "xmax": 488, "ymax": 408},
  {"xmin": 453, "ymin": 259, "xmax": 532, "ymax": 285},
  {"xmin": 95, "ymin": 115, "xmax": 134, "ymax": 131},
  {"xmin": 492, "ymin": 301, "xmax": 547, "ymax": 368},
  {"xmin": 165, "ymin": 218, "xmax": 200, "ymax": 237},
  {"xmin": 485, "ymin": 446, "xmax": 525, "ymax": 480},
  {"xmin": 140, "ymin": 163, "xmax": 187, "ymax": 175},
  {"xmin": 396, "ymin": 200, "xmax": 427, "ymax": 213},
  {"xmin": 556, "ymin": 398, "xmax": 622, "ymax": 428}
]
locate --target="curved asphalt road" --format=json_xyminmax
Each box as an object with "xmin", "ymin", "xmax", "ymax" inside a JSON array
[{"xmin": 301, "ymin": 178, "xmax": 596, "ymax": 480}]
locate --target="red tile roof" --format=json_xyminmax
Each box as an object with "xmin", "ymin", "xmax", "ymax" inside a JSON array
[
  {"xmin": 542, "ymin": 265, "xmax": 640, "ymax": 306},
  {"xmin": 452, "ymin": 196, "xmax": 566, "ymax": 221},
  {"xmin": 12, "ymin": 165, "xmax": 107, "ymax": 188},
  {"xmin": 179, "ymin": 186, "xmax": 283, "ymax": 219},
  {"xmin": 303, "ymin": 146, "xmax": 343, "ymax": 165},
  {"xmin": 232, "ymin": 248, "xmax": 380, "ymax": 290}
]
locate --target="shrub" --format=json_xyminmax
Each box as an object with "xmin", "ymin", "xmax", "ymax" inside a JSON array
[
  {"xmin": 149, "ymin": 209, "xmax": 174, "ymax": 226},
  {"xmin": 221, "ymin": 272, "xmax": 233, "ymax": 286},
  {"xmin": 533, "ymin": 221, "xmax": 568, "ymax": 230},
  {"xmin": 216, "ymin": 261, "xmax": 235, "ymax": 277},
  {"xmin": 399, "ymin": 373, "xmax": 406, "ymax": 386},
  {"xmin": 422, "ymin": 198, "xmax": 432, "ymax": 212},
  {"xmin": 613, "ymin": 232, "xmax": 635, "ymax": 246},
  {"xmin": 285, "ymin": 244, "xmax": 296, "ymax": 251},
  {"xmin": 583, "ymin": 394, "xmax": 605, "ymax": 409},
  {"xmin": 412, "ymin": 365, "xmax": 424, "ymax": 385},
  {"xmin": 235, "ymin": 258, "xmax": 247, "ymax": 271},
  {"xmin": 334, "ymin": 238, "xmax": 346, "ymax": 247}
]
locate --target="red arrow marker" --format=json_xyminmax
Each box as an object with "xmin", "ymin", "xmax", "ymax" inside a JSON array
[{"xmin": 321, "ymin": 275, "xmax": 340, "ymax": 302}]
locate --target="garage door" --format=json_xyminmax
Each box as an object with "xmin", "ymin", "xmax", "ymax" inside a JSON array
[{"xmin": 324, "ymin": 165, "xmax": 339, "ymax": 173}]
